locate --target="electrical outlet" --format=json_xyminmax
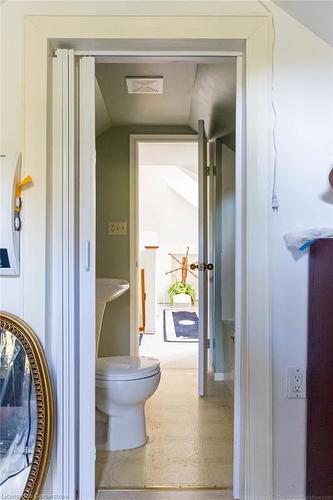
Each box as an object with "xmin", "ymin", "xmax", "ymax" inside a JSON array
[
  {"xmin": 287, "ymin": 367, "xmax": 306, "ymax": 399},
  {"xmin": 109, "ymin": 222, "xmax": 127, "ymax": 235}
]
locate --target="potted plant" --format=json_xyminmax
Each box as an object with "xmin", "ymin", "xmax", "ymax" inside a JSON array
[
  {"xmin": 168, "ymin": 280, "xmax": 196, "ymax": 306},
  {"xmin": 165, "ymin": 246, "xmax": 198, "ymax": 307}
]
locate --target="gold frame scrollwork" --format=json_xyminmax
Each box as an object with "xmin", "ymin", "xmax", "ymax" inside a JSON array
[{"xmin": 0, "ymin": 311, "xmax": 54, "ymax": 499}]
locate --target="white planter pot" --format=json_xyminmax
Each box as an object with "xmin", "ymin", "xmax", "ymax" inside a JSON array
[{"xmin": 173, "ymin": 293, "xmax": 192, "ymax": 309}]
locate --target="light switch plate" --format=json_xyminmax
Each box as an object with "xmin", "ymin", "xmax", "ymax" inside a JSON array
[{"xmin": 109, "ymin": 221, "xmax": 127, "ymax": 235}]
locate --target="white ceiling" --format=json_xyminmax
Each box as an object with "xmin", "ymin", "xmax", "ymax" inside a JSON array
[
  {"xmin": 95, "ymin": 60, "xmax": 236, "ymax": 140},
  {"xmin": 96, "ymin": 62, "xmax": 197, "ymax": 128},
  {"xmin": 273, "ymin": 1, "xmax": 333, "ymax": 46}
]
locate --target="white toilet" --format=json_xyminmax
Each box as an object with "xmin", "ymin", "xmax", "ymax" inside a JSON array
[{"xmin": 95, "ymin": 279, "xmax": 161, "ymax": 451}]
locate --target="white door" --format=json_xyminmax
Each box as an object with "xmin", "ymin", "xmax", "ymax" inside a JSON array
[
  {"xmin": 52, "ymin": 48, "xmax": 77, "ymax": 500},
  {"xmin": 78, "ymin": 56, "xmax": 96, "ymax": 499},
  {"xmin": 207, "ymin": 140, "xmax": 216, "ymax": 373},
  {"xmin": 53, "ymin": 51, "xmax": 96, "ymax": 499},
  {"xmin": 197, "ymin": 120, "xmax": 209, "ymax": 397}
]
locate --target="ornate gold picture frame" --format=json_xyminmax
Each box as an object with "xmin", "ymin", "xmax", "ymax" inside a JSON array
[{"xmin": 0, "ymin": 311, "xmax": 54, "ymax": 499}]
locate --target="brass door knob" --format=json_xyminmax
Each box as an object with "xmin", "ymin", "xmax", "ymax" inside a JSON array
[{"xmin": 190, "ymin": 263, "xmax": 214, "ymax": 271}]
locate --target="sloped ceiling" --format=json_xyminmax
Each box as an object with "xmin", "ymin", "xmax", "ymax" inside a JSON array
[
  {"xmin": 95, "ymin": 78, "xmax": 112, "ymax": 136},
  {"xmin": 139, "ymin": 142, "xmax": 198, "ymax": 207},
  {"xmin": 273, "ymin": 1, "xmax": 333, "ymax": 46},
  {"xmin": 95, "ymin": 60, "xmax": 236, "ymax": 140},
  {"xmin": 188, "ymin": 60, "xmax": 236, "ymax": 138}
]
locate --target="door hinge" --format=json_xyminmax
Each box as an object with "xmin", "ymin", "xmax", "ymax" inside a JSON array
[
  {"xmin": 206, "ymin": 338, "xmax": 210, "ymax": 349},
  {"xmin": 206, "ymin": 166, "xmax": 216, "ymax": 176}
]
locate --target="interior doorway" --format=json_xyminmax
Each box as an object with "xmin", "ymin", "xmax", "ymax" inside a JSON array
[
  {"xmin": 50, "ymin": 35, "xmax": 272, "ymax": 496},
  {"xmin": 137, "ymin": 140, "xmax": 199, "ymax": 370},
  {"xmin": 94, "ymin": 57, "xmax": 238, "ymax": 493}
]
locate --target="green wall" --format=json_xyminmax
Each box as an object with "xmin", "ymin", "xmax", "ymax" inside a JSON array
[{"xmin": 96, "ymin": 125, "xmax": 194, "ymax": 357}]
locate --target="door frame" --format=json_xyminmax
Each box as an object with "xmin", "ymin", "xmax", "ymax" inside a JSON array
[
  {"xmin": 25, "ymin": 14, "xmax": 272, "ymax": 500},
  {"xmin": 129, "ymin": 133, "xmax": 199, "ymax": 357}
]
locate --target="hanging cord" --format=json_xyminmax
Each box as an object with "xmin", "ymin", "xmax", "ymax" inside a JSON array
[{"xmin": 258, "ymin": 0, "xmax": 279, "ymax": 212}]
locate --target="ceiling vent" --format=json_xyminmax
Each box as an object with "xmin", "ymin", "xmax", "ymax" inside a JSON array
[{"xmin": 126, "ymin": 77, "xmax": 164, "ymax": 95}]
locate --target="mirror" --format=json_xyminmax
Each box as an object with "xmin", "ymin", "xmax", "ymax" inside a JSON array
[{"xmin": 0, "ymin": 312, "xmax": 54, "ymax": 499}]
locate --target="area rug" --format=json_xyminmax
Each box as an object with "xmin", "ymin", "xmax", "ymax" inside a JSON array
[{"xmin": 163, "ymin": 309, "xmax": 199, "ymax": 343}]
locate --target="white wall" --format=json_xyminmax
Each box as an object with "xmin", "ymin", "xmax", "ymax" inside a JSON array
[
  {"xmin": 138, "ymin": 158, "xmax": 198, "ymax": 303},
  {"xmin": 1, "ymin": 1, "xmax": 333, "ymax": 498},
  {"xmin": 269, "ymin": 4, "xmax": 333, "ymax": 496}
]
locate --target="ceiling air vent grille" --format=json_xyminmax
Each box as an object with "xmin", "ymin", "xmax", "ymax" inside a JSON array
[{"xmin": 126, "ymin": 77, "xmax": 164, "ymax": 95}]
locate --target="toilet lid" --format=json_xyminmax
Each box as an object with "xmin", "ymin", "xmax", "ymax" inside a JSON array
[{"xmin": 96, "ymin": 356, "xmax": 160, "ymax": 381}]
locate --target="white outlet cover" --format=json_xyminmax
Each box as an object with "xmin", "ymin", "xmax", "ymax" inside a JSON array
[{"xmin": 287, "ymin": 367, "xmax": 306, "ymax": 399}]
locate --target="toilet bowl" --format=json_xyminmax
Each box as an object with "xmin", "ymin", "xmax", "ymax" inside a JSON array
[
  {"xmin": 95, "ymin": 280, "xmax": 161, "ymax": 451},
  {"xmin": 96, "ymin": 355, "xmax": 161, "ymax": 451}
]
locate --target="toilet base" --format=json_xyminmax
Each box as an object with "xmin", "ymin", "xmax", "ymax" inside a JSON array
[
  {"xmin": 95, "ymin": 366, "xmax": 161, "ymax": 451},
  {"xmin": 98, "ymin": 403, "xmax": 147, "ymax": 451}
]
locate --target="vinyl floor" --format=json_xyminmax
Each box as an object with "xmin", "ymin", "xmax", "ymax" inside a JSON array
[{"xmin": 96, "ymin": 369, "xmax": 233, "ymax": 489}]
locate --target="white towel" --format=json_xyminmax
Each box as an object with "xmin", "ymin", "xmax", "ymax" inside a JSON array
[{"xmin": 284, "ymin": 228, "xmax": 333, "ymax": 252}]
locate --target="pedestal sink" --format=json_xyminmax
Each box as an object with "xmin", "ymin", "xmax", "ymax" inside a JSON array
[
  {"xmin": 97, "ymin": 278, "xmax": 129, "ymax": 302},
  {"xmin": 96, "ymin": 278, "xmax": 129, "ymax": 350}
]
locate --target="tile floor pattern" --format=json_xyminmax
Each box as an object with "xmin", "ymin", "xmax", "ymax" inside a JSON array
[
  {"xmin": 96, "ymin": 491, "xmax": 233, "ymax": 500},
  {"xmin": 96, "ymin": 370, "xmax": 233, "ymax": 489}
]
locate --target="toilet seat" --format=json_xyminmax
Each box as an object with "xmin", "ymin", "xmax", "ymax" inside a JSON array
[{"xmin": 96, "ymin": 355, "xmax": 160, "ymax": 382}]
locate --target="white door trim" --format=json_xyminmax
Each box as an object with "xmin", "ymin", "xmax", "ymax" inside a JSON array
[
  {"xmin": 78, "ymin": 56, "xmax": 96, "ymax": 500},
  {"xmin": 51, "ymin": 49, "xmax": 77, "ymax": 499},
  {"xmin": 75, "ymin": 50, "xmax": 243, "ymax": 58},
  {"xmin": 129, "ymin": 133, "xmax": 198, "ymax": 357},
  {"xmin": 25, "ymin": 15, "xmax": 272, "ymax": 499},
  {"xmin": 233, "ymin": 54, "xmax": 245, "ymax": 500},
  {"xmin": 51, "ymin": 51, "xmax": 96, "ymax": 500}
]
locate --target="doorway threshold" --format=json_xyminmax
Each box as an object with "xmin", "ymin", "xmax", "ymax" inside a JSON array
[{"xmin": 96, "ymin": 488, "xmax": 233, "ymax": 500}]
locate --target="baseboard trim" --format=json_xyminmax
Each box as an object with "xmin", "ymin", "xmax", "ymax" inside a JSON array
[
  {"xmin": 97, "ymin": 487, "xmax": 232, "ymax": 491},
  {"xmin": 96, "ymin": 489, "xmax": 233, "ymax": 500},
  {"xmin": 273, "ymin": 496, "xmax": 305, "ymax": 500}
]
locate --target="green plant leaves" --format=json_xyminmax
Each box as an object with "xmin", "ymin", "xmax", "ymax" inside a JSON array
[{"xmin": 168, "ymin": 280, "xmax": 196, "ymax": 304}]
